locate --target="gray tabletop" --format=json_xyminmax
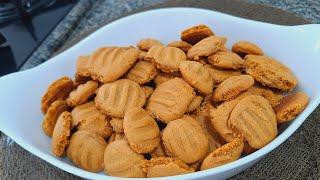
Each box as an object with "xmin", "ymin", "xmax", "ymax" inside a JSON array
[{"xmin": 1, "ymin": 0, "xmax": 320, "ymax": 179}]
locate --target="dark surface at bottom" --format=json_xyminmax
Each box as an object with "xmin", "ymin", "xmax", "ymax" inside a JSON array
[{"xmin": 2, "ymin": 0, "xmax": 319, "ymax": 180}]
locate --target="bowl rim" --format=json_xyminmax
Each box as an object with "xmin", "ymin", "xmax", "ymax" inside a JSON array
[{"xmin": 1, "ymin": 7, "xmax": 320, "ymax": 180}]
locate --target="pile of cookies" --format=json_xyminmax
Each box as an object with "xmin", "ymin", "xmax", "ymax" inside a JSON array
[{"xmin": 40, "ymin": 24, "xmax": 309, "ymax": 178}]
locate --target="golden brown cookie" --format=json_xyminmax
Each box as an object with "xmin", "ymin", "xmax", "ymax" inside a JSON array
[
  {"xmin": 167, "ymin": 40, "xmax": 192, "ymax": 53},
  {"xmin": 77, "ymin": 115, "xmax": 112, "ymax": 138},
  {"xmin": 145, "ymin": 45, "xmax": 186, "ymax": 73},
  {"xmin": 95, "ymin": 79, "xmax": 146, "ymax": 118},
  {"xmin": 205, "ymin": 64, "xmax": 242, "ymax": 84},
  {"xmin": 110, "ymin": 118, "xmax": 124, "ymax": 133},
  {"xmin": 123, "ymin": 107, "xmax": 160, "ymax": 153},
  {"xmin": 138, "ymin": 50, "xmax": 147, "ymax": 60},
  {"xmin": 90, "ymin": 47, "xmax": 139, "ymax": 83},
  {"xmin": 212, "ymin": 75, "xmax": 255, "ymax": 102},
  {"xmin": 51, "ymin": 111, "xmax": 72, "ymax": 157},
  {"xmin": 137, "ymin": 38, "xmax": 163, "ymax": 51},
  {"xmin": 153, "ymin": 72, "xmax": 180, "ymax": 86},
  {"xmin": 232, "ymin": 41, "xmax": 263, "ymax": 56},
  {"xmin": 75, "ymin": 55, "xmax": 92, "ymax": 78},
  {"xmin": 246, "ymin": 84, "xmax": 283, "ymax": 107},
  {"xmin": 107, "ymin": 133, "xmax": 127, "ymax": 144},
  {"xmin": 142, "ymin": 157, "xmax": 194, "ymax": 177},
  {"xmin": 67, "ymin": 131, "xmax": 107, "ymax": 172},
  {"xmin": 42, "ymin": 100, "xmax": 68, "ymax": 137},
  {"xmin": 162, "ymin": 116, "xmax": 209, "ymax": 163},
  {"xmin": 274, "ymin": 92, "xmax": 309, "ymax": 123},
  {"xmin": 208, "ymin": 51, "xmax": 244, "ymax": 70},
  {"xmin": 186, "ymin": 96, "xmax": 203, "ymax": 113},
  {"xmin": 181, "ymin": 25, "xmax": 214, "ymax": 44},
  {"xmin": 228, "ymin": 95, "xmax": 278, "ymax": 149},
  {"xmin": 126, "ymin": 61, "xmax": 158, "ymax": 84},
  {"xmin": 41, "ymin": 77, "xmax": 74, "ymax": 113},
  {"xmin": 141, "ymin": 86, "xmax": 154, "ymax": 99},
  {"xmin": 104, "ymin": 140, "xmax": 146, "ymax": 178},
  {"xmin": 179, "ymin": 61, "xmax": 214, "ymax": 94},
  {"xmin": 187, "ymin": 36, "xmax": 226, "ymax": 60},
  {"xmin": 146, "ymin": 78, "xmax": 195, "ymax": 123},
  {"xmin": 67, "ymin": 80, "xmax": 99, "ymax": 107},
  {"xmin": 200, "ymin": 138, "xmax": 244, "ymax": 170},
  {"xmin": 245, "ymin": 55, "xmax": 298, "ymax": 91}
]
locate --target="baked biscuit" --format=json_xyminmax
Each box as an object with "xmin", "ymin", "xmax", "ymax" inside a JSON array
[
  {"xmin": 67, "ymin": 80, "xmax": 98, "ymax": 107},
  {"xmin": 145, "ymin": 45, "xmax": 186, "ymax": 73},
  {"xmin": 200, "ymin": 138, "xmax": 244, "ymax": 170},
  {"xmin": 228, "ymin": 95, "xmax": 277, "ymax": 149},
  {"xmin": 179, "ymin": 61, "xmax": 214, "ymax": 94},
  {"xmin": 110, "ymin": 118, "xmax": 124, "ymax": 133},
  {"xmin": 187, "ymin": 36, "xmax": 226, "ymax": 60},
  {"xmin": 51, "ymin": 111, "xmax": 72, "ymax": 156},
  {"xmin": 212, "ymin": 75, "xmax": 254, "ymax": 102},
  {"xmin": 95, "ymin": 79, "xmax": 146, "ymax": 118},
  {"xmin": 208, "ymin": 51, "xmax": 244, "ymax": 70},
  {"xmin": 146, "ymin": 78, "xmax": 195, "ymax": 123},
  {"xmin": 162, "ymin": 116, "xmax": 209, "ymax": 163},
  {"xmin": 153, "ymin": 72, "xmax": 180, "ymax": 86},
  {"xmin": 247, "ymin": 84, "xmax": 283, "ymax": 107},
  {"xmin": 142, "ymin": 157, "xmax": 194, "ymax": 177},
  {"xmin": 181, "ymin": 25, "xmax": 214, "ymax": 44},
  {"xmin": 137, "ymin": 38, "xmax": 163, "ymax": 51},
  {"xmin": 41, "ymin": 77, "xmax": 74, "ymax": 113},
  {"xmin": 123, "ymin": 107, "xmax": 160, "ymax": 153},
  {"xmin": 91, "ymin": 47, "xmax": 139, "ymax": 83},
  {"xmin": 274, "ymin": 92, "xmax": 309, "ymax": 123},
  {"xmin": 67, "ymin": 131, "xmax": 107, "ymax": 172},
  {"xmin": 77, "ymin": 115, "xmax": 112, "ymax": 138},
  {"xmin": 168, "ymin": 40, "xmax": 192, "ymax": 53},
  {"xmin": 107, "ymin": 133, "xmax": 127, "ymax": 145},
  {"xmin": 42, "ymin": 100, "xmax": 68, "ymax": 137},
  {"xmin": 245, "ymin": 55, "xmax": 298, "ymax": 91},
  {"xmin": 141, "ymin": 86, "xmax": 154, "ymax": 99},
  {"xmin": 104, "ymin": 140, "xmax": 146, "ymax": 177},
  {"xmin": 186, "ymin": 96, "xmax": 203, "ymax": 113},
  {"xmin": 126, "ymin": 61, "xmax": 158, "ymax": 84},
  {"xmin": 205, "ymin": 65, "xmax": 242, "ymax": 84},
  {"xmin": 232, "ymin": 41, "xmax": 263, "ymax": 56},
  {"xmin": 76, "ymin": 55, "xmax": 92, "ymax": 78}
]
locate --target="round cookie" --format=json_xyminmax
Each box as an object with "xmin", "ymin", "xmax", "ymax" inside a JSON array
[
  {"xmin": 42, "ymin": 100, "xmax": 68, "ymax": 137},
  {"xmin": 145, "ymin": 45, "xmax": 186, "ymax": 73},
  {"xmin": 51, "ymin": 111, "xmax": 72, "ymax": 157},
  {"xmin": 67, "ymin": 80, "xmax": 99, "ymax": 107},
  {"xmin": 137, "ymin": 38, "xmax": 163, "ymax": 51},
  {"xmin": 212, "ymin": 75, "xmax": 255, "ymax": 102},
  {"xmin": 205, "ymin": 64, "xmax": 242, "ymax": 84},
  {"xmin": 186, "ymin": 96, "xmax": 203, "ymax": 113},
  {"xmin": 232, "ymin": 41, "xmax": 263, "ymax": 56},
  {"xmin": 142, "ymin": 157, "xmax": 194, "ymax": 177},
  {"xmin": 208, "ymin": 51, "xmax": 244, "ymax": 70},
  {"xmin": 201, "ymin": 138, "xmax": 244, "ymax": 170},
  {"xmin": 181, "ymin": 24, "xmax": 214, "ymax": 44},
  {"xmin": 90, "ymin": 47, "xmax": 139, "ymax": 83},
  {"xmin": 187, "ymin": 36, "xmax": 226, "ymax": 60},
  {"xmin": 274, "ymin": 91, "xmax": 309, "ymax": 123},
  {"xmin": 123, "ymin": 107, "xmax": 160, "ymax": 153},
  {"xmin": 41, "ymin": 76, "xmax": 74, "ymax": 113},
  {"xmin": 167, "ymin": 40, "xmax": 192, "ymax": 53},
  {"xmin": 104, "ymin": 140, "xmax": 146, "ymax": 178},
  {"xmin": 95, "ymin": 79, "xmax": 146, "ymax": 118},
  {"xmin": 67, "ymin": 131, "xmax": 107, "ymax": 172},
  {"xmin": 126, "ymin": 61, "xmax": 158, "ymax": 84},
  {"xmin": 153, "ymin": 72, "xmax": 180, "ymax": 86},
  {"xmin": 179, "ymin": 61, "xmax": 214, "ymax": 94},
  {"xmin": 244, "ymin": 55, "xmax": 298, "ymax": 91},
  {"xmin": 162, "ymin": 116, "xmax": 209, "ymax": 163},
  {"xmin": 246, "ymin": 84, "xmax": 283, "ymax": 107},
  {"xmin": 228, "ymin": 95, "xmax": 278, "ymax": 149},
  {"xmin": 146, "ymin": 78, "xmax": 195, "ymax": 123},
  {"xmin": 75, "ymin": 55, "xmax": 92, "ymax": 78}
]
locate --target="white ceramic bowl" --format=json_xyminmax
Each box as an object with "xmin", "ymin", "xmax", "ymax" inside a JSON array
[{"xmin": 0, "ymin": 8, "xmax": 319, "ymax": 180}]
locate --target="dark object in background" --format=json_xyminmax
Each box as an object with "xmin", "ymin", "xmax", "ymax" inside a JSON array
[{"xmin": 0, "ymin": 0, "xmax": 77, "ymax": 76}]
